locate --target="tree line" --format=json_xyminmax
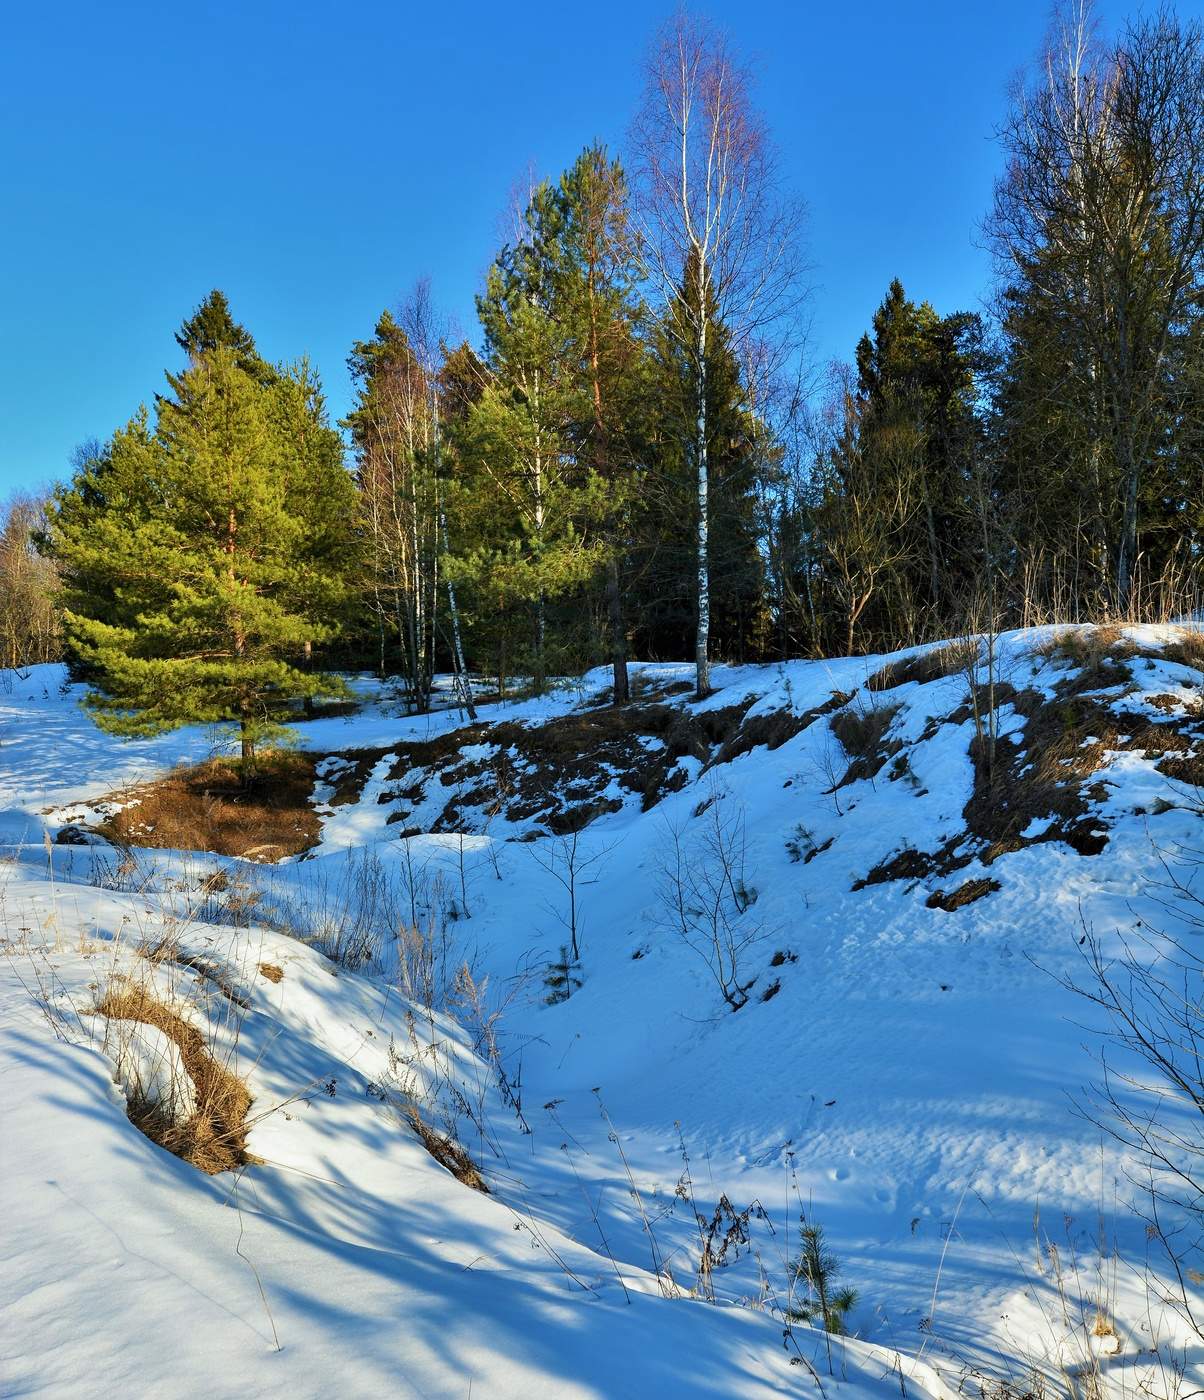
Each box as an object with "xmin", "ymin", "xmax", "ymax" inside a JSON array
[{"xmin": 2, "ymin": 2, "xmax": 1200, "ymax": 764}]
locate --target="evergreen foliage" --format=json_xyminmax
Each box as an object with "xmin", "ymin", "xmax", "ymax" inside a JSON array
[
  {"xmin": 27, "ymin": 9, "xmax": 1204, "ymax": 695},
  {"xmin": 544, "ymin": 945, "xmax": 584, "ymax": 1004},
  {"xmin": 45, "ymin": 304, "xmax": 357, "ymax": 774},
  {"xmin": 634, "ymin": 252, "xmax": 771, "ymax": 664},
  {"xmin": 787, "ymin": 1223, "xmax": 858, "ymax": 1334}
]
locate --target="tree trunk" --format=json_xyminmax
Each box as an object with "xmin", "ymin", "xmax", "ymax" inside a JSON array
[
  {"xmin": 534, "ymin": 594, "xmax": 546, "ymax": 695},
  {"xmin": 433, "ymin": 404, "xmax": 476, "ymax": 721},
  {"xmin": 239, "ymin": 706, "xmax": 255, "ymax": 784},
  {"xmin": 1116, "ymin": 430, "xmax": 1140, "ymax": 616},
  {"xmin": 606, "ymin": 552, "xmax": 629, "ymax": 705},
  {"xmin": 695, "ymin": 312, "xmax": 710, "ymax": 698}
]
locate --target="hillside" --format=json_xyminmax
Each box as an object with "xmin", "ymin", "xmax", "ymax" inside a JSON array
[{"xmin": 3, "ymin": 625, "xmax": 1203, "ymax": 1397}]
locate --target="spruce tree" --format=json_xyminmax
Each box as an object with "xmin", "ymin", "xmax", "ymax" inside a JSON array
[
  {"xmin": 633, "ymin": 254, "xmax": 769, "ymax": 664},
  {"xmin": 175, "ymin": 289, "xmax": 266, "ymax": 378},
  {"xmin": 815, "ymin": 279, "xmax": 986, "ymax": 652}
]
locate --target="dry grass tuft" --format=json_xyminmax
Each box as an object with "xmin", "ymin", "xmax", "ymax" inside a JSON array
[
  {"xmin": 1030, "ymin": 625, "xmax": 1136, "ymax": 678},
  {"xmin": 1158, "ymin": 626, "xmax": 1204, "ymax": 674},
  {"xmin": 830, "ymin": 702, "xmax": 902, "ymax": 787},
  {"xmin": 1090, "ymin": 1306, "xmax": 1117, "ymax": 1339},
  {"xmin": 406, "ymin": 1108, "xmax": 488, "ymax": 1192},
  {"xmin": 95, "ymin": 981, "xmax": 252, "ymax": 1174},
  {"xmin": 258, "ymin": 962, "xmax": 284, "ymax": 983},
  {"xmin": 926, "ymin": 878, "xmax": 1000, "ymax": 912},
  {"xmin": 831, "ymin": 703, "xmax": 900, "ymax": 759},
  {"xmin": 866, "ymin": 642, "xmax": 976, "ymax": 692}
]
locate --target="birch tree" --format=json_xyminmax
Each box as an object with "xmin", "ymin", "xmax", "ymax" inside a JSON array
[
  {"xmin": 348, "ymin": 310, "xmax": 436, "ymax": 704},
  {"xmin": 632, "ymin": 12, "xmax": 806, "ymax": 695}
]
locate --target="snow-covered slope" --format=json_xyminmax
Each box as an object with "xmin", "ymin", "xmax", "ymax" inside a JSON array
[{"xmin": 2, "ymin": 628, "xmax": 1202, "ymax": 1397}]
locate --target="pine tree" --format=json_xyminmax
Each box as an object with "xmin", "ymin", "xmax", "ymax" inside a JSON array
[
  {"xmin": 788, "ymin": 1223, "xmax": 858, "ymax": 1335},
  {"xmin": 272, "ymin": 355, "xmax": 361, "ymax": 695},
  {"xmin": 456, "ymin": 179, "xmax": 607, "ymax": 693},
  {"xmin": 46, "ymin": 326, "xmax": 354, "ymax": 777},
  {"xmin": 543, "ymin": 944, "xmax": 583, "ymax": 1004},
  {"xmin": 550, "ymin": 145, "xmax": 648, "ymax": 704}
]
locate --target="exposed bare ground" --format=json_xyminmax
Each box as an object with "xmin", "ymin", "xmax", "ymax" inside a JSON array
[
  {"xmin": 857, "ymin": 652, "xmax": 1204, "ymax": 892},
  {"xmin": 378, "ymin": 694, "xmax": 849, "ymax": 837},
  {"xmin": 926, "ymin": 878, "xmax": 1000, "ymax": 912},
  {"xmin": 92, "ymin": 754, "xmax": 322, "ymax": 860}
]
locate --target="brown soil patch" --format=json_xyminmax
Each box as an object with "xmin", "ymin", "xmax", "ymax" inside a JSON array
[
  {"xmin": 406, "ymin": 1109, "xmax": 488, "ymax": 1192},
  {"xmin": 94, "ymin": 753, "xmax": 322, "ymax": 860},
  {"xmin": 317, "ymin": 748, "xmax": 393, "ymax": 807},
  {"xmin": 96, "ymin": 981, "xmax": 252, "ymax": 1174},
  {"xmin": 853, "ymin": 846, "xmax": 943, "ymax": 890},
  {"xmin": 374, "ymin": 687, "xmax": 870, "ymax": 839},
  {"xmin": 258, "ymin": 962, "xmax": 284, "ymax": 983},
  {"xmin": 713, "ymin": 690, "xmax": 852, "ymax": 767},
  {"xmin": 926, "ymin": 878, "xmax": 1000, "ymax": 912},
  {"xmin": 804, "ymin": 836, "xmax": 834, "ymax": 864}
]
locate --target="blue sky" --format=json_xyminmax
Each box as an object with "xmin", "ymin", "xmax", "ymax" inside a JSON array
[{"xmin": 0, "ymin": 0, "xmax": 1178, "ymax": 496}]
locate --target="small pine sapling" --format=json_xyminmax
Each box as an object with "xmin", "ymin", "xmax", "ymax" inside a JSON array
[
  {"xmin": 788, "ymin": 1223, "xmax": 858, "ymax": 1336},
  {"xmin": 544, "ymin": 945, "xmax": 583, "ymax": 1004},
  {"xmin": 785, "ymin": 823, "xmax": 817, "ymax": 863}
]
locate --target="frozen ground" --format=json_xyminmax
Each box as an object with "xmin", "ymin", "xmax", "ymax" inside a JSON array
[{"xmin": 2, "ymin": 629, "xmax": 1202, "ymax": 1397}]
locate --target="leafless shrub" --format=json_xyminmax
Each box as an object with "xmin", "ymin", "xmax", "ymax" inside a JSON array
[
  {"xmin": 1066, "ymin": 915, "xmax": 1204, "ymax": 1354},
  {"xmin": 527, "ymin": 827, "xmax": 617, "ymax": 965},
  {"xmin": 263, "ymin": 849, "xmax": 397, "ymax": 972},
  {"xmin": 655, "ymin": 792, "xmax": 764, "ymax": 1011}
]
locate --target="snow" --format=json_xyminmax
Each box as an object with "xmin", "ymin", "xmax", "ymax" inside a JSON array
[
  {"xmin": 2, "ymin": 628, "xmax": 1202, "ymax": 1396},
  {"xmin": 91, "ymin": 1014, "xmax": 198, "ymax": 1122}
]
